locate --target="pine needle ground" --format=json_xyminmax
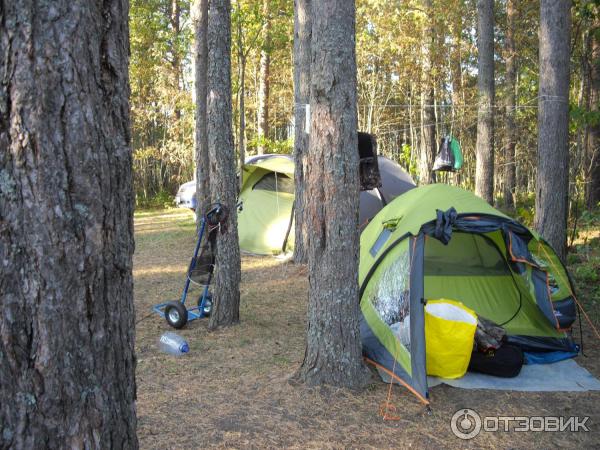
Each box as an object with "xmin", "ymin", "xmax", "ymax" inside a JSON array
[{"xmin": 134, "ymin": 208, "xmax": 600, "ymax": 449}]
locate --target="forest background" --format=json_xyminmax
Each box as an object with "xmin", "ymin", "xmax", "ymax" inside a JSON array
[{"xmin": 130, "ymin": 0, "xmax": 599, "ymax": 232}]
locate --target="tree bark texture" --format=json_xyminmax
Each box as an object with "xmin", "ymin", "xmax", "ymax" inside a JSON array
[
  {"xmin": 297, "ymin": 0, "xmax": 370, "ymax": 388},
  {"xmin": 535, "ymin": 0, "xmax": 571, "ymax": 260},
  {"xmin": 257, "ymin": 0, "xmax": 271, "ymax": 155},
  {"xmin": 586, "ymin": 19, "xmax": 600, "ymax": 210},
  {"xmin": 207, "ymin": 0, "xmax": 242, "ymax": 329},
  {"xmin": 419, "ymin": 0, "xmax": 436, "ymax": 185},
  {"xmin": 0, "ymin": 2, "xmax": 137, "ymax": 448},
  {"xmin": 293, "ymin": 0, "xmax": 311, "ymax": 264},
  {"xmin": 503, "ymin": 0, "xmax": 517, "ymax": 209},
  {"xmin": 475, "ymin": 0, "xmax": 495, "ymax": 204},
  {"xmin": 193, "ymin": 0, "xmax": 210, "ymax": 217}
]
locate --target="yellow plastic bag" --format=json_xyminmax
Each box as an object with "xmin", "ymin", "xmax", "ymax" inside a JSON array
[{"xmin": 425, "ymin": 299, "xmax": 477, "ymax": 379}]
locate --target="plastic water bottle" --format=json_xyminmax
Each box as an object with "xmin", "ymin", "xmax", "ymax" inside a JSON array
[
  {"xmin": 390, "ymin": 316, "xmax": 411, "ymax": 347},
  {"xmin": 398, "ymin": 316, "xmax": 411, "ymax": 346},
  {"xmin": 158, "ymin": 332, "xmax": 189, "ymax": 356}
]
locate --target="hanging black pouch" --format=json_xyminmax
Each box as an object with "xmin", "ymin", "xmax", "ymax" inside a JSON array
[{"xmin": 432, "ymin": 136, "xmax": 454, "ymax": 172}]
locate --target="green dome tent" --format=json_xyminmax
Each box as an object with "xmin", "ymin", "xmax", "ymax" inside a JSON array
[
  {"xmin": 238, "ymin": 155, "xmax": 296, "ymax": 255},
  {"xmin": 238, "ymin": 154, "xmax": 415, "ymax": 255},
  {"xmin": 359, "ymin": 184, "xmax": 578, "ymax": 404}
]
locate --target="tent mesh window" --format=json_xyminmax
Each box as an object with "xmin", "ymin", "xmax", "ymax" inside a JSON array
[
  {"xmin": 369, "ymin": 250, "xmax": 411, "ymax": 350},
  {"xmin": 529, "ymin": 246, "xmax": 561, "ymax": 295},
  {"xmin": 252, "ymin": 172, "xmax": 294, "ymax": 194},
  {"xmin": 424, "ymin": 232, "xmax": 507, "ymax": 276}
]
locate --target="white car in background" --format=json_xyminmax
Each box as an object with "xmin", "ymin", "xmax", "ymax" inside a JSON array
[{"xmin": 174, "ymin": 180, "xmax": 197, "ymax": 210}]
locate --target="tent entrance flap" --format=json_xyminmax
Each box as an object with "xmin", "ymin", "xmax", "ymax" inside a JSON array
[
  {"xmin": 360, "ymin": 236, "xmax": 429, "ymax": 404},
  {"xmin": 423, "ymin": 232, "xmax": 561, "ymax": 338}
]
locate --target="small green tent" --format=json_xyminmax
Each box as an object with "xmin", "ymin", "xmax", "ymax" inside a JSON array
[
  {"xmin": 238, "ymin": 155, "xmax": 296, "ymax": 255},
  {"xmin": 238, "ymin": 154, "xmax": 415, "ymax": 255},
  {"xmin": 359, "ymin": 184, "xmax": 578, "ymax": 404}
]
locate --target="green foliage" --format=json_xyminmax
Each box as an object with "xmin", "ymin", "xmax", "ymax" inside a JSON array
[
  {"xmin": 136, "ymin": 190, "xmax": 176, "ymax": 210},
  {"xmin": 231, "ymin": 0, "xmax": 294, "ymax": 153},
  {"xmin": 247, "ymin": 136, "xmax": 293, "ymax": 155},
  {"xmin": 566, "ymin": 203, "xmax": 600, "ymax": 319},
  {"xmin": 397, "ymin": 143, "xmax": 418, "ymax": 179},
  {"xmin": 575, "ymin": 263, "xmax": 599, "ymax": 283},
  {"xmin": 130, "ymin": 0, "xmax": 194, "ymax": 203},
  {"xmin": 511, "ymin": 192, "xmax": 536, "ymax": 227},
  {"xmin": 570, "ymin": 104, "xmax": 600, "ymax": 134},
  {"xmin": 127, "ymin": 0, "xmax": 599, "ymax": 227}
]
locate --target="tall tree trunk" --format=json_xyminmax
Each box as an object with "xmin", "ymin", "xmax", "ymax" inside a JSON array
[
  {"xmin": 409, "ymin": 84, "xmax": 416, "ymax": 162},
  {"xmin": 574, "ymin": 27, "xmax": 590, "ymax": 220},
  {"xmin": 586, "ymin": 19, "xmax": 600, "ymax": 210},
  {"xmin": 293, "ymin": 0, "xmax": 311, "ymax": 264},
  {"xmin": 450, "ymin": 2, "xmax": 463, "ymax": 187},
  {"xmin": 171, "ymin": 0, "xmax": 182, "ymax": 120},
  {"xmin": 515, "ymin": 70, "xmax": 528, "ymax": 194},
  {"xmin": 419, "ymin": 90, "xmax": 436, "ymax": 185},
  {"xmin": 193, "ymin": 0, "xmax": 210, "ymax": 217},
  {"xmin": 296, "ymin": 0, "xmax": 370, "ymax": 388},
  {"xmin": 257, "ymin": 0, "xmax": 271, "ymax": 154},
  {"xmin": 475, "ymin": 0, "xmax": 495, "ymax": 204},
  {"xmin": 235, "ymin": 0, "xmax": 246, "ymax": 190},
  {"xmin": 419, "ymin": 0, "xmax": 436, "ymax": 185},
  {"xmin": 535, "ymin": 0, "xmax": 571, "ymax": 260},
  {"xmin": 238, "ymin": 52, "xmax": 246, "ymax": 190},
  {"xmin": 207, "ymin": 0, "xmax": 242, "ymax": 328},
  {"xmin": 450, "ymin": 0, "xmax": 463, "ymax": 136},
  {"xmin": 0, "ymin": 2, "xmax": 137, "ymax": 448},
  {"xmin": 504, "ymin": 0, "xmax": 517, "ymax": 209}
]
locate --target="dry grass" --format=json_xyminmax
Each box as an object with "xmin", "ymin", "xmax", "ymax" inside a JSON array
[{"xmin": 134, "ymin": 208, "xmax": 600, "ymax": 449}]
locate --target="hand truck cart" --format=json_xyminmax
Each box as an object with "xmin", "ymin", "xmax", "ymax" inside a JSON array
[{"xmin": 152, "ymin": 203, "xmax": 227, "ymax": 328}]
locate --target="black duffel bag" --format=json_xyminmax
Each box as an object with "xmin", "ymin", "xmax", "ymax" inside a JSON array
[{"xmin": 468, "ymin": 344, "xmax": 524, "ymax": 378}]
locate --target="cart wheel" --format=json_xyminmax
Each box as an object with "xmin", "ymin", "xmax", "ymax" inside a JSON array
[
  {"xmin": 199, "ymin": 294, "xmax": 213, "ymax": 317},
  {"xmin": 164, "ymin": 302, "xmax": 188, "ymax": 329}
]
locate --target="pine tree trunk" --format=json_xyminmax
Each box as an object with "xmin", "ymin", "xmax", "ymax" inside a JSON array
[
  {"xmin": 576, "ymin": 30, "xmax": 591, "ymax": 208},
  {"xmin": 207, "ymin": 0, "xmax": 242, "ymax": 329},
  {"xmin": 504, "ymin": 0, "xmax": 517, "ymax": 209},
  {"xmin": 0, "ymin": 2, "xmax": 137, "ymax": 448},
  {"xmin": 296, "ymin": 0, "xmax": 370, "ymax": 389},
  {"xmin": 235, "ymin": 2, "xmax": 247, "ymax": 190},
  {"xmin": 419, "ymin": 0, "xmax": 436, "ymax": 185},
  {"xmin": 293, "ymin": 0, "xmax": 311, "ymax": 264},
  {"xmin": 420, "ymin": 87, "xmax": 436, "ymax": 185},
  {"xmin": 586, "ymin": 20, "xmax": 600, "ymax": 210},
  {"xmin": 450, "ymin": 2, "xmax": 463, "ymax": 187},
  {"xmin": 450, "ymin": 3, "xmax": 463, "ymax": 135},
  {"xmin": 257, "ymin": 0, "xmax": 271, "ymax": 155},
  {"xmin": 238, "ymin": 53, "xmax": 246, "ymax": 189},
  {"xmin": 193, "ymin": 0, "xmax": 210, "ymax": 216},
  {"xmin": 475, "ymin": 0, "xmax": 495, "ymax": 204},
  {"xmin": 171, "ymin": 0, "xmax": 182, "ymax": 120},
  {"xmin": 535, "ymin": 0, "xmax": 571, "ymax": 260}
]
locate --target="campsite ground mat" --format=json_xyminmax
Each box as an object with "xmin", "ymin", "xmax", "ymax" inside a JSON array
[{"xmin": 378, "ymin": 359, "xmax": 600, "ymax": 392}]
